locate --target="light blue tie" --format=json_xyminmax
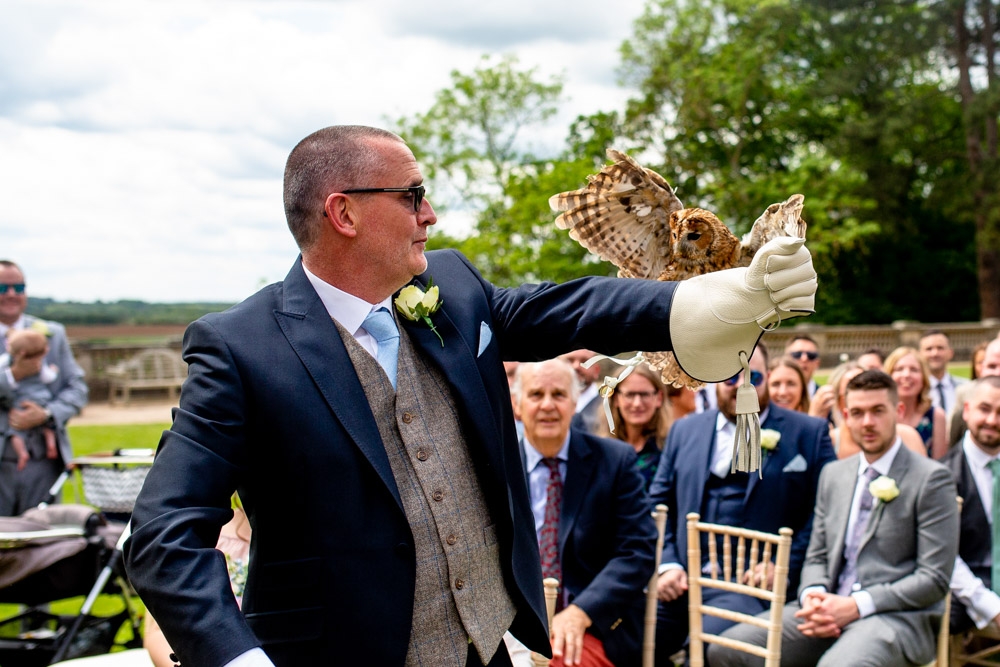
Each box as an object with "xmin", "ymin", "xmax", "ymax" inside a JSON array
[{"xmin": 363, "ymin": 308, "xmax": 400, "ymax": 390}]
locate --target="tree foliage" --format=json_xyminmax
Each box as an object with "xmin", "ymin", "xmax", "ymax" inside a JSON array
[
  {"xmin": 395, "ymin": 56, "xmax": 618, "ymax": 286},
  {"xmin": 620, "ymin": 0, "xmax": 990, "ymax": 323}
]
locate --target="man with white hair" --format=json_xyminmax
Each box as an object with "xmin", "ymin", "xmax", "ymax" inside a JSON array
[{"xmin": 514, "ymin": 359, "xmax": 655, "ymax": 667}]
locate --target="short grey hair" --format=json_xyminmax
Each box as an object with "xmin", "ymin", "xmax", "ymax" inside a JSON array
[
  {"xmin": 283, "ymin": 125, "xmax": 405, "ymax": 250},
  {"xmin": 511, "ymin": 358, "xmax": 581, "ymax": 404}
]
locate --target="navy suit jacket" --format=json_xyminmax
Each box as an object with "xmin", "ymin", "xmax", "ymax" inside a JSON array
[
  {"xmin": 648, "ymin": 404, "xmax": 835, "ymax": 591},
  {"xmin": 520, "ymin": 430, "xmax": 656, "ymax": 666},
  {"xmin": 124, "ymin": 250, "xmax": 680, "ymax": 666}
]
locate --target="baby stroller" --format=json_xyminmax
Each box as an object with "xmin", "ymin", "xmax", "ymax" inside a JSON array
[{"xmin": 0, "ymin": 450, "xmax": 154, "ymax": 666}]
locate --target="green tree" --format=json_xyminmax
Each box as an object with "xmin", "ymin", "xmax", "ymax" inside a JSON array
[
  {"xmin": 395, "ymin": 57, "xmax": 623, "ymax": 286},
  {"xmin": 620, "ymin": 0, "xmax": 982, "ymax": 323}
]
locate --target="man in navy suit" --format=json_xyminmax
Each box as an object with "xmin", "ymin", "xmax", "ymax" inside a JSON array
[
  {"xmin": 514, "ymin": 359, "xmax": 654, "ymax": 666},
  {"xmin": 123, "ymin": 125, "xmax": 819, "ymax": 667},
  {"xmin": 649, "ymin": 343, "xmax": 835, "ymax": 662}
]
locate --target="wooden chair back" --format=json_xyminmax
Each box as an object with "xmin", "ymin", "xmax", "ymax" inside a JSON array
[
  {"xmin": 531, "ymin": 578, "xmax": 561, "ymax": 666},
  {"xmin": 685, "ymin": 512, "xmax": 793, "ymax": 667},
  {"xmin": 643, "ymin": 504, "xmax": 668, "ymax": 667}
]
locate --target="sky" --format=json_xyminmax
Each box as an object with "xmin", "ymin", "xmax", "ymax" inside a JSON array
[{"xmin": 1, "ymin": 0, "xmax": 648, "ymax": 303}]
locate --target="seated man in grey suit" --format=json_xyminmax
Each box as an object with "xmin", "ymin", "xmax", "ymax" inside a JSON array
[
  {"xmin": 710, "ymin": 370, "xmax": 959, "ymax": 667},
  {"xmin": 943, "ymin": 375, "xmax": 1000, "ymax": 632}
]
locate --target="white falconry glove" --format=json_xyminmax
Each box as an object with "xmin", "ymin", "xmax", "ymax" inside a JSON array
[{"xmin": 669, "ymin": 236, "xmax": 817, "ymax": 473}]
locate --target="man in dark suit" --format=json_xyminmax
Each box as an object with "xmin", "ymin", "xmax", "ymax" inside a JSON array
[
  {"xmin": 943, "ymin": 375, "xmax": 1000, "ymax": 633},
  {"xmin": 123, "ymin": 125, "xmax": 818, "ymax": 667},
  {"xmin": 648, "ymin": 343, "xmax": 835, "ymax": 661},
  {"xmin": 711, "ymin": 370, "xmax": 959, "ymax": 667},
  {"xmin": 513, "ymin": 359, "xmax": 654, "ymax": 667}
]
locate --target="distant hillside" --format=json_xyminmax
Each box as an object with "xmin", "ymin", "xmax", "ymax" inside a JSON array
[{"xmin": 27, "ymin": 298, "xmax": 235, "ymax": 325}]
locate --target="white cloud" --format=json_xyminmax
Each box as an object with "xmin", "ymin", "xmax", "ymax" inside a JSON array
[{"xmin": 0, "ymin": 0, "xmax": 644, "ymax": 302}]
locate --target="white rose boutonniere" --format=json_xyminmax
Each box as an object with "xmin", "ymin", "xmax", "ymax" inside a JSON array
[
  {"xmin": 760, "ymin": 429, "xmax": 781, "ymax": 452},
  {"xmin": 395, "ymin": 279, "xmax": 444, "ymax": 347},
  {"xmin": 869, "ymin": 475, "xmax": 900, "ymax": 503}
]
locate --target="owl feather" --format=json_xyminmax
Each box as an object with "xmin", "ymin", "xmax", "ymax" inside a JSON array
[{"xmin": 551, "ymin": 149, "xmax": 807, "ymax": 389}]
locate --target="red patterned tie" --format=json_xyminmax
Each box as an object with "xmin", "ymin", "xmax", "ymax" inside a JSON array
[{"xmin": 539, "ymin": 457, "xmax": 563, "ymax": 585}]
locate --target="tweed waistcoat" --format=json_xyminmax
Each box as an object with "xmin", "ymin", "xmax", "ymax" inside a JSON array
[{"xmin": 336, "ymin": 319, "xmax": 515, "ymax": 666}]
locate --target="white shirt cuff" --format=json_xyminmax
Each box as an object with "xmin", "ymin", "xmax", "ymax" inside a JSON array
[
  {"xmin": 223, "ymin": 648, "xmax": 274, "ymax": 667},
  {"xmin": 5, "ymin": 367, "xmax": 16, "ymax": 388},
  {"xmin": 951, "ymin": 556, "xmax": 1000, "ymax": 629},
  {"xmin": 851, "ymin": 590, "xmax": 876, "ymax": 618},
  {"xmin": 658, "ymin": 562, "xmax": 684, "ymax": 575}
]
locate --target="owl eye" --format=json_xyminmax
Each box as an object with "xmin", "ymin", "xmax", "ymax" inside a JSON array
[{"xmin": 687, "ymin": 232, "xmax": 702, "ymax": 241}]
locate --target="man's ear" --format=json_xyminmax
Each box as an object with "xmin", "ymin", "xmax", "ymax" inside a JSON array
[
  {"xmin": 896, "ymin": 401, "xmax": 906, "ymax": 421},
  {"xmin": 323, "ymin": 193, "xmax": 358, "ymax": 238}
]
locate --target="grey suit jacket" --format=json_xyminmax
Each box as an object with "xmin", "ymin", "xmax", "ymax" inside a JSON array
[
  {"xmin": 0, "ymin": 316, "xmax": 88, "ymax": 464},
  {"xmin": 799, "ymin": 444, "xmax": 959, "ymax": 664}
]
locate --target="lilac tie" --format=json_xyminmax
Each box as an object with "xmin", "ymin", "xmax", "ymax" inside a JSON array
[{"xmin": 837, "ymin": 466, "xmax": 881, "ymax": 596}]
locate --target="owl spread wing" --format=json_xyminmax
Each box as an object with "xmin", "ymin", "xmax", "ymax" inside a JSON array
[
  {"xmin": 738, "ymin": 194, "xmax": 807, "ymax": 264},
  {"xmin": 549, "ymin": 149, "xmax": 683, "ymax": 279}
]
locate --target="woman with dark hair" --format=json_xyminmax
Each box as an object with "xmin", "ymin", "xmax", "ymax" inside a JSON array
[{"xmin": 597, "ymin": 363, "xmax": 671, "ymax": 491}]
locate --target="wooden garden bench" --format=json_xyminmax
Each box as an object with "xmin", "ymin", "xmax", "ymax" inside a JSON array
[{"xmin": 106, "ymin": 348, "xmax": 186, "ymax": 405}]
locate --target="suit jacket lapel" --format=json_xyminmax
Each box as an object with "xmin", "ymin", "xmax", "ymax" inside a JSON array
[
  {"xmin": 746, "ymin": 408, "xmax": 782, "ymax": 501},
  {"xmin": 273, "ymin": 259, "xmax": 402, "ymax": 510},
  {"xmin": 859, "ymin": 445, "xmax": 913, "ymax": 552},
  {"xmin": 829, "ymin": 458, "xmax": 859, "ymax": 571},
  {"xmin": 688, "ymin": 412, "xmax": 717, "ymax": 514},
  {"xmin": 559, "ymin": 431, "xmax": 595, "ymax": 554}
]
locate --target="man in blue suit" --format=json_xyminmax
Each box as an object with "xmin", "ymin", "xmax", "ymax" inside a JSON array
[
  {"xmin": 514, "ymin": 359, "xmax": 654, "ymax": 666},
  {"xmin": 649, "ymin": 343, "xmax": 835, "ymax": 662},
  {"xmin": 123, "ymin": 125, "xmax": 819, "ymax": 667}
]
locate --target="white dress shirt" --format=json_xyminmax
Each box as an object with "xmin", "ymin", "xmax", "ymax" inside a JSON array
[
  {"xmin": 801, "ymin": 438, "xmax": 903, "ymax": 618},
  {"xmin": 303, "ymin": 264, "xmax": 392, "ymax": 355},
  {"xmin": 222, "ymin": 268, "xmax": 391, "ymax": 667},
  {"xmin": 710, "ymin": 407, "xmax": 771, "ymax": 478},
  {"xmin": 929, "ymin": 373, "xmax": 964, "ymax": 415},
  {"xmin": 950, "ymin": 434, "xmax": 1000, "ymax": 629}
]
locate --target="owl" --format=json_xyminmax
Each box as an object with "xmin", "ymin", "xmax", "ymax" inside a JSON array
[{"xmin": 550, "ymin": 149, "xmax": 807, "ymax": 389}]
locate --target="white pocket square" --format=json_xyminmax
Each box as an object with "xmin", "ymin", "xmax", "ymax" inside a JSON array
[
  {"xmin": 782, "ymin": 454, "xmax": 807, "ymax": 473},
  {"xmin": 477, "ymin": 321, "xmax": 493, "ymax": 357}
]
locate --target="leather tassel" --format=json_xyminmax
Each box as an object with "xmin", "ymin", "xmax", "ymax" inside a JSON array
[{"xmin": 731, "ymin": 351, "xmax": 763, "ymax": 477}]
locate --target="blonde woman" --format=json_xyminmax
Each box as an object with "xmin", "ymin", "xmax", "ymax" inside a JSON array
[{"xmin": 885, "ymin": 347, "xmax": 948, "ymax": 459}]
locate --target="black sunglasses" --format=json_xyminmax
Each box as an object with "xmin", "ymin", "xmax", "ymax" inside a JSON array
[
  {"xmin": 342, "ymin": 185, "xmax": 426, "ymax": 213},
  {"xmin": 789, "ymin": 350, "xmax": 820, "ymax": 361},
  {"xmin": 0, "ymin": 283, "xmax": 25, "ymax": 294},
  {"xmin": 723, "ymin": 370, "xmax": 765, "ymax": 387}
]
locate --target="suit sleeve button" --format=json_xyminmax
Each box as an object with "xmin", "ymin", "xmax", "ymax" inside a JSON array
[
  {"xmin": 432, "ymin": 490, "xmax": 445, "ymax": 502},
  {"xmin": 446, "ymin": 534, "xmax": 458, "ymax": 545},
  {"xmin": 402, "ymin": 412, "xmax": 414, "ymax": 423},
  {"xmin": 416, "ymin": 449, "xmax": 429, "ymax": 461},
  {"xmin": 455, "ymin": 578, "xmax": 465, "ymax": 590}
]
